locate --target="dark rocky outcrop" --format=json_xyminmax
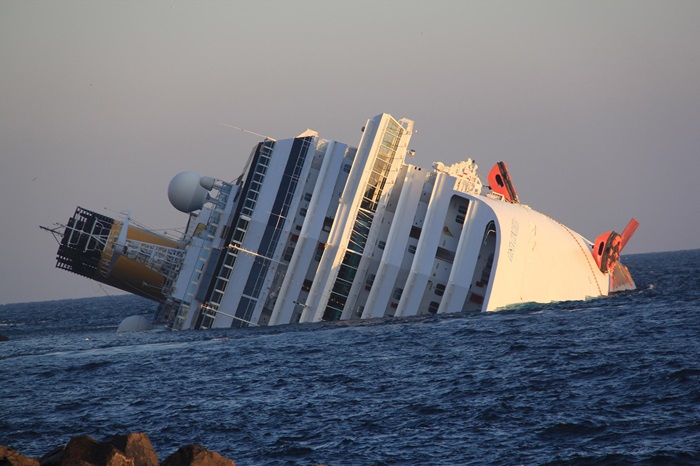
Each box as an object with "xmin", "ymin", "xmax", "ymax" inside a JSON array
[
  {"xmin": 40, "ymin": 435, "xmax": 132, "ymax": 466},
  {"xmin": 0, "ymin": 334, "xmax": 9, "ymax": 342},
  {"xmin": 1, "ymin": 433, "xmax": 235, "ymax": 466}
]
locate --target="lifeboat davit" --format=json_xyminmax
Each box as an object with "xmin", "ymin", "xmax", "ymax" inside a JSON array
[
  {"xmin": 592, "ymin": 218, "xmax": 639, "ymax": 273},
  {"xmin": 488, "ymin": 162, "xmax": 519, "ymax": 203}
]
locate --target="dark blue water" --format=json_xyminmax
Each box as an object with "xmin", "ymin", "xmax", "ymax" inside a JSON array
[{"xmin": 2, "ymin": 250, "xmax": 699, "ymax": 465}]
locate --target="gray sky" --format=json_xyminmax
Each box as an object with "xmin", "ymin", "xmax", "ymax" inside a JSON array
[{"xmin": 2, "ymin": 0, "xmax": 699, "ymax": 305}]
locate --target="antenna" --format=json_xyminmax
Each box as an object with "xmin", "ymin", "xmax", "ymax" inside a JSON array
[{"xmin": 219, "ymin": 122, "xmax": 276, "ymax": 141}]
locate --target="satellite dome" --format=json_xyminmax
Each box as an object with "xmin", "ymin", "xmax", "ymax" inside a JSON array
[
  {"xmin": 117, "ymin": 315, "xmax": 154, "ymax": 332},
  {"xmin": 168, "ymin": 171, "xmax": 210, "ymax": 213}
]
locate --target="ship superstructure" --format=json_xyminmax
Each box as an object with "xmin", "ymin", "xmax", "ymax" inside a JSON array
[{"xmin": 45, "ymin": 113, "xmax": 638, "ymax": 330}]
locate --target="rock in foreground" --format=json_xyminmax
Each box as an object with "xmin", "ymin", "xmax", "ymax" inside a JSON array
[
  {"xmin": 161, "ymin": 445, "xmax": 234, "ymax": 466},
  {"xmin": 0, "ymin": 445, "xmax": 39, "ymax": 466},
  {"xmin": 0, "ymin": 433, "xmax": 235, "ymax": 466}
]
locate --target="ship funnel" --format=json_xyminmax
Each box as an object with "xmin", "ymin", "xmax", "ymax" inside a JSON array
[
  {"xmin": 52, "ymin": 207, "xmax": 185, "ymax": 302},
  {"xmin": 168, "ymin": 171, "xmax": 215, "ymax": 213}
]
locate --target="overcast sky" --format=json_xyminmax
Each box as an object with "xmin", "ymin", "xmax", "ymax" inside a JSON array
[{"xmin": 1, "ymin": 0, "xmax": 699, "ymax": 305}]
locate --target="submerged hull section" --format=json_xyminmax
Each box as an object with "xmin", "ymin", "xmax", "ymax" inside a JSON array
[{"xmin": 48, "ymin": 113, "xmax": 637, "ymax": 329}]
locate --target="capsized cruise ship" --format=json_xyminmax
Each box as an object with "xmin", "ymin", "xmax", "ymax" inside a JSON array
[{"xmin": 45, "ymin": 113, "xmax": 639, "ymax": 330}]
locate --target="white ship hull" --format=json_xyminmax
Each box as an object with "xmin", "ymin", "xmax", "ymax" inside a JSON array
[{"xmin": 46, "ymin": 113, "xmax": 637, "ymax": 330}]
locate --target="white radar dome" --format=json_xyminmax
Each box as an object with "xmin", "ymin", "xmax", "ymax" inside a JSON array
[
  {"xmin": 117, "ymin": 315, "xmax": 154, "ymax": 332},
  {"xmin": 168, "ymin": 171, "xmax": 211, "ymax": 213}
]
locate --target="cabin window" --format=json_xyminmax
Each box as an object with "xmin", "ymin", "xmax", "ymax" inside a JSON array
[
  {"xmin": 456, "ymin": 214, "xmax": 465, "ymax": 225},
  {"xmin": 377, "ymin": 241, "xmax": 386, "ymax": 250},
  {"xmin": 342, "ymin": 164, "xmax": 351, "ymax": 173},
  {"xmin": 313, "ymin": 242, "xmax": 324, "ymax": 261},
  {"xmin": 300, "ymin": 208, "xmax": 307, "ymax": 217},
  {"xmin": 232, "ymin": 228, "xmax": 245, "ymax": 244},
  {"xmin": 220, "ymin": 267, "xmax": 232, "ymax": 281},
  {"xmin": 304, "ymin": 192, "xmax": 313, "ymax": 202},
  {"xmin": 407, "ymin": 244, "xmax": 416, "ymax": 254},
  {"xmin": 428, "ymin": 301, "xmax": 440, "ymax": 314},
  {"xmin": 365, "ymin": 273, "xmax": 375, "ymax": 290},
  {"xmin": 410, "ymin": 226, "xmax": 422, "ymax": 239},
  {"xmin": 302, "ymin": 279, "xmax": 313, "ymax": 292},
  {"xmin": 283, "ymin": 246, "xmax": 295, "ymax": 262},
  {"xmin": 435, "ymin": 283, "xmax": 446, "ymax": 296},
  {"xmin": 436, "ymin": 247, "xmax": 455, "ymax": 263},
  {"xmin": 323, "ymin": 216, "xmax": 334, "ymax": 232},
  {"xmin": 392, "ymin": 287, "xmax": 403, "ymax": 300}
]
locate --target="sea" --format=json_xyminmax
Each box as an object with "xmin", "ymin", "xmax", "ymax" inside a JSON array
[{"xmin": 1, "ymin": 250, "xmax": 699, "ymax": 465}]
